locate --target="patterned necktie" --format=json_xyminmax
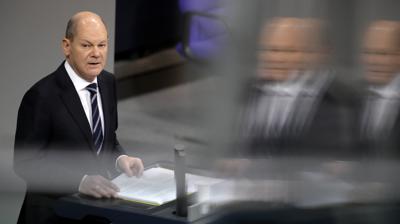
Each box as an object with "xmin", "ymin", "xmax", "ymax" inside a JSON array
[{"xmin": 86, "ymin": 83, "xmax": 103, "ymax": 155}]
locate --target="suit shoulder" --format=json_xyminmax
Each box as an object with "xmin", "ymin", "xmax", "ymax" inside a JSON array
[
  {"xmin": 22, "ymin": 71, "xmax": 59, "ymax": 101},
  {"xmin": 102, "ymin": 70, "xmax": 114, "ymax": 77},
  {"xmin": 100, "ymin": 70, "xmax": 116, "ymax": 82}
]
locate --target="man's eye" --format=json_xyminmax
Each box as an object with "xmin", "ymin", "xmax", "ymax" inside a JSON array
[
  {"xmin": 98, "ymin": 44, "xmax": 106, "ymax": 48},
  {"xmin": 82, "ymin": 44, "xmax": 90, "ymax": 48}
]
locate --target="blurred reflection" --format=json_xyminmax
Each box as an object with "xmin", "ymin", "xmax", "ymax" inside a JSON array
[
  {"xmin": 360, "ymin": 20, "xmax": 400, "ymax": 156},
  {"xmin": 257, "ymin": 17, "xmax": 325, "ymax": 82},
  {"xmin": 192, "ymin": 3, "xmax": 400, "ymax": 224},
  {"xmin": 240, "ymin": 17, "xmax": 353, "ymax": 158}
]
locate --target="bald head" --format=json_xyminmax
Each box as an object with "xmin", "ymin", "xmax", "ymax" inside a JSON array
[
  {"xmin": 65, "ymin": 11, "xmax": 107, "ymax": 40},
  {"xmin": 362, "ymin": 20, "xmax": 400, "ymax": 85},
  {"xmin": 364, "ymin": 20, "xmax": 400, "ymax": 52},
  {"xmin": 62, "ymin": 11, "xmax": 109, "ymax": 82},
  {"xmin": 258, "ymin": 17, "xmax": 326, "ymax": 81},
  {"xmin": 260, "ymin": 17, "xmax": 325, "ymax": 51}
]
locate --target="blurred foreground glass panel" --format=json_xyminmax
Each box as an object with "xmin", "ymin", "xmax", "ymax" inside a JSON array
[{"xmin": 185, "ymin": 0, "xmax": 400, "ymax": 223}]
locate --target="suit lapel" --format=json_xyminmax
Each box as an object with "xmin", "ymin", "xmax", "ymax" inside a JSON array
[{"xmin": 55, "ymin": 64, "xmax": 94, "ymax": 151}]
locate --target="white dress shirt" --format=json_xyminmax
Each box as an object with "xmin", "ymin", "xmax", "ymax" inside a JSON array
[
  {"xmin": 361, "ymin": 75, "xmax": 400, "ymax": 140},
  {"xmin": 246, "ymin": 70, "xmax": 331, "ymax": 138},
  {"xmin": 64, "ymin": 61, "xmax": 125, "ymax": 190},
  {"xmin": 65, "ymin": 61, "xmax": 104, "ymax": 134}
]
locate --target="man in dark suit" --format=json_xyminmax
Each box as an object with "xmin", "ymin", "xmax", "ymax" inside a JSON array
[
  {"xmin": 14, "ymin": 11, "xmax": 144, "ymax": 223},
  {"xmin": 359, "ymin": 20, "xmax": 400, "ymax": 157},
  {"xmin": 239, "ymin": 17, "xmax": 356, "ymax": 159}
]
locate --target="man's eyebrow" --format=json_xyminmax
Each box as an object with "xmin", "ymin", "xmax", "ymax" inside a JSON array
[
  {"xmin": 363, "ymin": 48, "xmax": 398, "ymax": 54},
  {"xmin": 79, "ymin": 39, "xmax": 107, "ymax": 44},
  {"xmin": 259, "ymin": 46, "xmax": 300, "ymax": 51},
  {"xmin": 79, "ymin": 39, "xmax": 92, "ymax": 44}
]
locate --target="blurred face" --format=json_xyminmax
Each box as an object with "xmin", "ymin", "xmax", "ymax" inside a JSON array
[
  {"xmin": 63, "ymin": 17, "xmax": 108, "ymax": 82},
  {"xmin": 258, "ymin": 19, "xmax": 321, "ymax": 81},
  {"xmin": 362, "ymin": 22, "xmax": 400, "ymax": 85}
]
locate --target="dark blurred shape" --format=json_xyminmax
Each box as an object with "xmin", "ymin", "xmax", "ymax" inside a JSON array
[
  {"xmin": 176, "ymin": 0, "xmax": 230, "ymax": 61},
  {"xmin": 238, "ymin": 17, "xmax": 356, "ymax": 159},
  {"xmin": 359, "ymin": 20, "xmax": 400, "ymax": 157},
  {"xmin": 174, "ymin": 144, "xmax": 187, "ymax": 217},
  {"xmin": 208, "ymin": 202, "xmax": 400, "ymax": 224},
  {"xmin": 115, "ymin": 0, "xmax": 181, "ymax": 60}
]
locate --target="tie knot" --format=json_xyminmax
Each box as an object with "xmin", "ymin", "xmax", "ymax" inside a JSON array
[{"xmin": 86, "ymin": 83, "xmax": 98, "ymax": 94}]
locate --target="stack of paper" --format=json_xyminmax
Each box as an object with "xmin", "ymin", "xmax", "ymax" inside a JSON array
[{"xmin": 112, "ymin": 167, "xmax": 223, "ymax": 206}]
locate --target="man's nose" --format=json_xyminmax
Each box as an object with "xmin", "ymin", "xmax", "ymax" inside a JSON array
[{"xmin": 91, "ymin": 47, "xmax": 101, "ymax": 57}]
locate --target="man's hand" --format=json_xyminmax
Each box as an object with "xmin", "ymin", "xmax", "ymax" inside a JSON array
[
  {"xmin": 117, "ymin": 155, "xmax": 144, "ymax": 177},
  {"xmin": 79, "ymin": 175, "xmax": 119, "ymax": 198}
]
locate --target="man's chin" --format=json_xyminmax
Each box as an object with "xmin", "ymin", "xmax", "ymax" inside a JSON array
[
  {"xmin": 87, "ymin": 69, "xmax": 103, "ymax": 76},
  {"xmin": 258, "ymin": 69, "xmax": 291, "ymax": 81},
  {"xmin": 366, "ymin": 73, "xmax": 394, "ymax": 85},
  {"xmin": 81, "ymin": 71, "xmax": 102, "ymax": 82}
]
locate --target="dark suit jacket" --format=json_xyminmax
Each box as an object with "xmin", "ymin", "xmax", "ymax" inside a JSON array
[
  {"xmin": 14, "ymin": 62, "xmax": 124, "ymax": 194},
  {"xmin": 356, "ymin": 81, "xmax": 400, "ymax": 158},
  {"xmin": 238, "ymin": 75, "xmax": 359, "ymax": 159}
]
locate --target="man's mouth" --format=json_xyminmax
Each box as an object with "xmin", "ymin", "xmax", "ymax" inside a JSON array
[
  {"xmin": 88, "ymin": 62, "xmax": 101, "ymax": 66},
  {"xmin": 367, "ymin": 69, "xmax": 392, "ymax": 74}
]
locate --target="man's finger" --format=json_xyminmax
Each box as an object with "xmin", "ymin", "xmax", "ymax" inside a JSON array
[
  {"xmin": 137, "ymin": 161, "xmax": 144, "ymax": 177},
  {"xmin": 102, "ymin": 179, "xmax": 120, "ymax": 192},
  {"xmin": 134, "ymin": 166, "xmax": 143, "ymax": 178},
  {"xmin": 125, "ymin": 167, "xmax": 134, "ymax": 177},
  {"xmin": 99, "ymin": 178, "xmax": 119, "ymax": 195},
  {"xmin": 89, "ymin": 189, "xmax": 102, "ymax": 198},
  {"xmin": 130, "ymin": 166, "xmax": 139, "ymax": 178},
  {"xmin": 122, "ymin": 162, "xmax": 134, "ymax": 177},
  {"xmin": 104, "ymin": 186, "xmax": 118, "ymax": 198},
  {"xmin": 132, "ymin": 159, "xmax": 144, "ymax": 177},
  {"xmin": 95, "ymin": 187, "xmax": 111, "ymax": 198},
  {"xmin": 95, "ymin": 185, "xmax": 116, "ymax": 198}
]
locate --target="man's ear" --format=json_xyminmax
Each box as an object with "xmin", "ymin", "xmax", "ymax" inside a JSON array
[{"xmin": 62, "ymin": 38, "xmax": 71, "ymax": 57}]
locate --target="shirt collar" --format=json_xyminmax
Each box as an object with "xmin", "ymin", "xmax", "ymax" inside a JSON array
[
  {"xmin": 258, "ymin": 71, "xmax": 312, "ymax": 96},
  {"xmin": 369, "ymin": 74, "xmax": 400, "ymax": 98},
  {"xmin": 64, "ymin": 60, "xmax": 98, "ymax": 92},
  {"xmin": 257, "ymin": 70, "xmax": 332, "ymax": 97}
]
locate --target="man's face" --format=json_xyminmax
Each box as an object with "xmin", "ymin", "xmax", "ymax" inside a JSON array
[
  {"xmin": 63, "ymin": 18, "xmax": 108, "ymax": 82},
  {"xmin": 258, "ymin": 20, "xmax": 321, "ymax": 81},
  {"xmin": 362, "ymin": 22, "xmax": 400, "ymax": 85}
]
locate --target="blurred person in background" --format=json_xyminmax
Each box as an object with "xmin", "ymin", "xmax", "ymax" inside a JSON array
[
  {"xmin": 239, "ymin": 17, "xmax": 356, "ymax": 159},
  {"xmin": 359, "ymin": 20, "xmax": 400, "ymax": 157},
  {"xmin": 211, "ymin": 17, "xmax": 360, "ymax": 208}
]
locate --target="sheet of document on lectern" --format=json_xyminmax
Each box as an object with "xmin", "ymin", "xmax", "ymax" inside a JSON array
[{"xmin": 112, "ymin": 167, "xmax": 224, "ymax": 206}]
